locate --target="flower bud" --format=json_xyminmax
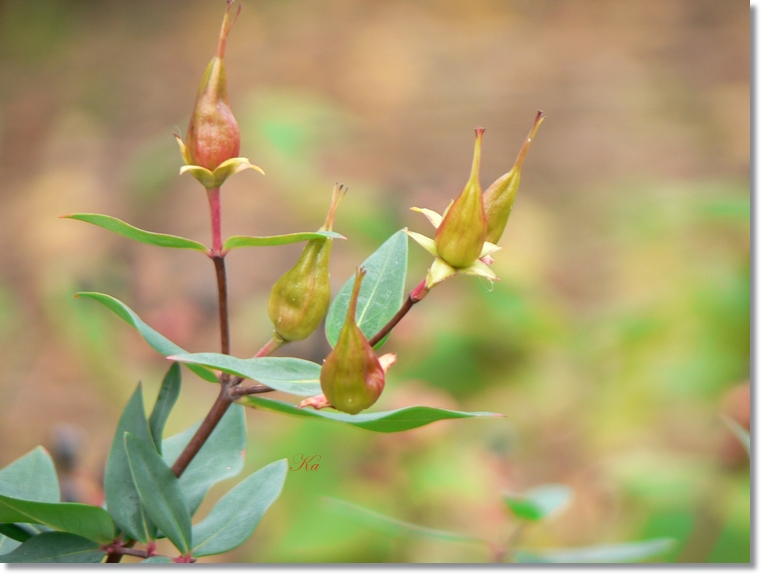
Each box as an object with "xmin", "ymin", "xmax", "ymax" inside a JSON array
[
  {"xmin": 184, "ymin": 1, "xmax": 241, "ymax": 171},
  {"xmin": 483, "ymin": 111, "xmax": 544, "ymax": 244},
  {"xmin": 434, "ymin": 128, "xmax": 488, "ymax": 269},
  {"xmin": 319, "ymin": 268, "xmax": 394, "ymax": 415},
  {"xmin": 267, "ymin": 184, "xmax": 346, "ymax": 342}
]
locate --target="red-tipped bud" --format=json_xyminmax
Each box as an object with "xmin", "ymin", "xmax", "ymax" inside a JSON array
[
  {"xmin": 185, "ymin": 1, "xmax": 241, "ymax": 171},
  {"xmin": 483, "ymin": 111, "xmax": 544, "ymax": 244},
  {"xmin": 434, "ymin": 128, "xmax": 488, "ymax": 269},
  {"xmin": 319, "ymin": 268, "xmax": 393, "ymax": 415},
  {"xmin": 267, "ymin": 184, "xmax": 346, "ymax": 342}
]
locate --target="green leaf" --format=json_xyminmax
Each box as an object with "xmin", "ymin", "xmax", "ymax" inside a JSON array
[
  {"xmin": 149, "ymin": 363, "xmax": 182, "ymax": 454},
  {"xmin": 0, "ymin": 495, "xmax": 114, "ymax": 544},
  {"xmin": 169, "ymin": 353, "xmax": 321, "ymax": 397},
  {"xmin": 162, "ymin": 404, "xmax": 246, "ymax": 516},
  {"xmin": 142, "ymin": 556, "xmax": 174, "ymax": 563},
  {"xmin": 0, "ymin": 523, "xmax": 34, "ymax": 542},
  {"xmin": 75, "ymin": 292, "xmax": 217, "ymax": 383},
  {"xmin": 104, "ymin": 383, "xmax": 155, "ymax": 543},
  {"xmin": 323, "ymin": 497, "xmax": 489, "ymax": 546},
  {"xmin": 124, "ymin": 433, "xmax": 192, "ymax": 555},
  {"xmin": 722, "ymin": 415, "xmax": 750, "ymax": 456},
  {"xmin": 0, "ymin": 446, "xmax": 60, "ymax": 503},
  {"xmin": 63, "ymin": 213, "xmax": 207, "ymax": 251},
  {"xmin": 1, "ymin": 532, "xmax": 105, "ymax": 563},
  {"xmin": 502, "ymin": 484, "xmax": 573, "ymax": 522},
  {"xmin": 224, "ymin": 230, "xmax": 345, "ymax": 251},
  {"xmin": 192, "ymin": 459, "xmax": 288, "ymax": 557},
  {"xmin": 325, "ymin": 229, "xmax": 408, "ymax": 347},
  {"xmin": 0, "ymin": 532, "xmax": 20, "ymax": 555},
  {"xmin": 514, "ymin": 538, "xmax": 675, "ymax": 564},
  {"xmin": 240, "ymin": 397, "xmax": 503, "ymax": 433}
]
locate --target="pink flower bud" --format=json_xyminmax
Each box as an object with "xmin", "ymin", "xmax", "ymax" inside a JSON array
[
  {"xmin": 319, "ymin": 268, "xmax": 393, "ymax": 414},
  {"xmin": 185, "ymin": 1, "xmax": 241, "ymax": 171},
  {"xmin": 434, "ymin": 128, "xmax": 488, "ymax": 269}
]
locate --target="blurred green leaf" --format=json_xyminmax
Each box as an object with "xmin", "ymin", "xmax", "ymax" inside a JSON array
[
  {"xmin": 149, "ymin": 363, "xmax": 182, "ymax": 455},
  {"xmin": 324, "ymin": 497, "xmax": 489, "ymax": 546},
  {"xmin": 75, "ymin": 292, "xmax": 217, "ymax": 383},
  {"xmin": 142, "ymin": 556, "xmax": 174, "ymax": 563},
  {"xmin": 224, "ymin": 231, "xmax": 344, "ymax": 251},
  {"xmin": 722, "ymin": 415, "xmax": 750, "ymax": 456},
  {"xmin": 0, "ymin": 523, "xmax": 34, "ymax": 543},
  {"xmin": 162, "ymin": 404, "xmax": 246, "ymax": 516},
  {"xmin": 240, "ymin": 397, "xmax": 503, "ymax": 433},
  {"xmin": 0, "ymin": 495, "xmax": 114, "ymax": 544},
  {"xmin": 0, "ymin": 446, "xmax": 59, "ymax": 502},
  {"xmin": 192, "ymin": 459, "xmax": 288, "ymax": 557},
  {"xmin": 514, "ymin": 538, "xmax": 675, "ymax": 563},
  {"xmin": 124, "ymin": 433, "xmax": 192, "ymax": 555},
  {"xmin": 104, "ymin": 383, "xmax": 155, "ymax": 543},
  {"xmin": 1, "ymin": 532, "xmax": 105, "ymax": 563},
  {"xmin": 503, "ymin": 484, "xmax": 573, "ymax": 522},
  {"xmin": 63, "ymin": 213, "xmax": 207, "ymax": 251},
  {"xmin": 0, "ymin": 533, "xmax": 20, "ymax": 555},
  {"xmin": 325, "ymin": 229, "xmax": 408, "ymax": 347},
  {"xmin": 169, "ymin": 353, "xmax": 321, "ymax": 397}
]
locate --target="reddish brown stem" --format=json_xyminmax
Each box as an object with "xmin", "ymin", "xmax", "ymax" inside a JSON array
[
  {"xmin": 367, "ymin": 279, "xmax": 428, "ymax": 347},
  {"xmin": 212, "ymin": 256, "xmax": 231, "ymax": 358},
  {"xmin": 170, "ymin": 386, "xmax": 233, "ymax": 477},
  {"xmin": 206, "ymin": 187, "xmax": 223, "ymax": 256}
]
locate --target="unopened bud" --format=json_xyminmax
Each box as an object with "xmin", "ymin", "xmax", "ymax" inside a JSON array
[
  {"xmin": 483, "ymin": 111, "xmax": 544, "ymax": 244},
  {"xmin": 434, "ymin": 128, "xmax": 488, "ymax": 269},
  {"xmin": 184, "ymin": 1, "xmax": 241, "ymax": 171},
  {"xmin": 267, "ymin": 184, "xmax": 346, "ymax": 342},
  {"xmin": 320, "ymin": 268, "xmax": 394, "ymax": 414}
]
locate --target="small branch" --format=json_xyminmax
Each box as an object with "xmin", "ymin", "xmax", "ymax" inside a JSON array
[
  {"xmin": 254, "ymin": 335, "xmax": 285, "ymax": 358},
  {"xmin": 105, "ymin": 546, "xmax": 162, "ymax": 560},
  {"xmin": 231, "ymin": 383, "xmax": 273, "ymax": 398},
  {"xmin": 105, "ymin": 539, "xmax": 135, "ymax": 563},
  {"xmin": 368, "ymin": 279, "xmax": 429, "ymax": 347},
  {"xmin": 206, "ymin": 187, "xmax": 223, "ymax": 256},
  {"xmin": 171, "ymin": 386, "xmax": 233, "ymax": 477}
]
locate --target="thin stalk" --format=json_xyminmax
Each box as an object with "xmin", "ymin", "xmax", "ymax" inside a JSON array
[{"xmin": 367, "ymin": 279, "xmax": 428, "ymax": 347}]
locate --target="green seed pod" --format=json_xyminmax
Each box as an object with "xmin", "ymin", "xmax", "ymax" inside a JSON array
[
  {"xmin": 267, "ymin": 184, "xmax": 346, "ymax": 342},
  {"xmin": 185, "ymin": 1, "xmax": 241, "ymax": 171},
  {"xmin": 483, "ymin": 111, "xmax": 544, "ymax": 245},
  {"xmin": 434, "ymin": 128, "xmax": 488, "ymax": 269},
  {"xmin": 320, "ymin": 268, "xmax": 391, "ymax": 415}
]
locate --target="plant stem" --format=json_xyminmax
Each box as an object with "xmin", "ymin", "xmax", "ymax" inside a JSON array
[
  {"xmin": 254, "ymin": 335, "xmax": 284, "ymax": 358},
  {"xmin": 107, "ymin": 546, "xmax": 161, "ymax": 560},
  {"xmin": 206, "ymin": 187, "xmax": 223, "ymax": 256},
  {"xmin": 212, "ymin": 256, "xmax": 230, "ymax": 359},
  {"xmin": 368, "ymin": 279, "xmax": 428, "ymax": 347},
  {"xmin": 105, "ymin": 540, "xmax": 135, "ymax": 563},
  {"xmin": 231, "ymin": 383, "xmax": 272, "ymax": 397},
  {"xmin": 170, "ymin": 385, "xmax": 233, "ymax": 477}
]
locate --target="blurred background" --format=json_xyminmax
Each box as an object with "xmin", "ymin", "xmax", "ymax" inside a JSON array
[{"xmin": 0, "ymin": 0, "xmax": 749, "ymax": 563}]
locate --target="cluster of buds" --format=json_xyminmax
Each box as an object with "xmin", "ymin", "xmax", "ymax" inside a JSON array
[
  {"xmin": 268, "ymin": 184, "xmax": 347, "ymax": 343},
  {"xmin": 175, "ymin": 0, "xmax": 262, "ymax": 189},
  {"xmin": 406, "ymin": 113, "xmax": 544, "ymax": 289},
  {"xmin": 299, "ymin": 268, "xmax": 396, "ymax": 414}
]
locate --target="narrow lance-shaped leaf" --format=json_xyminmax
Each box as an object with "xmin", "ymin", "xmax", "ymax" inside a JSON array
[
  {"xmin": 325, "ymin": 229, "xmax": 408, "ymax": 347},
  {"xmin": 142, "ymin": 556, "xmax": 174, "ymax": 563},
  {"xmin": 323, "ymin": 497, "xmax": 489, "ymax": 546},
  {"xmin": 240, "ymin": 396, "xmax": 503, "ymax": 433},
  {"xmin": 224, "ymin": 230, "xmax": 345, "ymax": 251},
  {"xmin": 192, "ymin": 459, "xmax": 288, "ymax": 557},
  {"xmin": 75, "ymin": 292, "xmax": 217, "ymax": 383},
  {"xmin": 0, "ymin": 523, "xmax": 35, "ymax": 543},
  {"xmin": 1, "ymin": 532, "xmax": 106, "ymax": 564},
  {"xmin": 503, "ymin": 484, "xmax": 573, "ymax": 522},
  {"xmin": 104, "ymin": 383, "xmax": 155, "ymax": 543},
  {"xmin": 162, "ymin": 404, "xmax": 246, "ymax": 516},
  {"xmin": 0, "ymin": 446, "xmax": 60, "ymax": 552},
  {"xmin": 169, "ymin": 353, "xmax": 321, "ymax": 397},
  {"xmin": 63, "ymin": 213, "xmax": 208, "ymax": 251},
  {"xmin": 0, "ymin": 495, "xmax": 114, "ymax": 544},
  {"xmin": 0, "ymin": 446, "xmax": 60, "ymax": 503},
  {"xmin": 514, "ymin": 538, "xmax": 675, "ymax": 564},
  {"xmin": 149, "ymin": 363, "xmax": 182, "ymax": 454},
  {"xmin": 124, "ymin": 433, "xmax": 192, "ymax": 555}
]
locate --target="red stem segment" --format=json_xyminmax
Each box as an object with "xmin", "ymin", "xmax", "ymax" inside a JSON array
[{"xmin": 367, "ymin": 279, "xmax": 428, "ymax": 347}]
